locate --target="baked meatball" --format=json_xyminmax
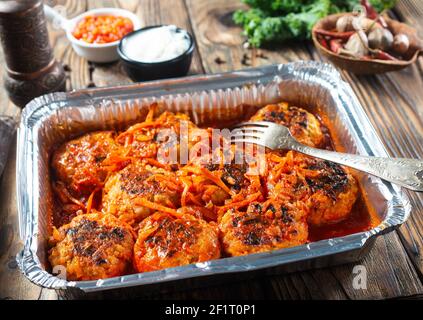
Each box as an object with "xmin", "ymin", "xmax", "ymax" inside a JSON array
[
  {"xmin": 48, "ymin": 213, "xmax": 135, "ymax": 281},
  {"xmin": 102, "ymin": 161, "xmax": 182, "ymax": 225},
  {"xmin": 265, "ymin": 150, "xmax": 310, "ymax": 203},
  {"xmin": 250, "ymin": 102, "xmax": 324, "ymax": 147},
  {"xmin": 52, "ymin": 131, "xmax": 124, "ymax": 197},
  {"xmin": 299, "ymin": 154, "xmax": 358, "ymax": 226},
  {"xmin": 176, "ymin": 205, "xmax": 217, "ymax": 222},
  {"xmin": 134, "ymin": 212, "xmax": 221, "ymax": 272},
  {"xmin": 183, "ymin": 145, "xmax": 265, "ymax": 208},
  {"xmin": 219, "ymin": 199, "xmax": 308, "ymax": 256},
  {"xmin": 118, "ymin": 109, "xmax": 203, "ymax": 164},
  {"xmin": 268, "ymin": 151, "xmax": 358, "ymax": 226}
]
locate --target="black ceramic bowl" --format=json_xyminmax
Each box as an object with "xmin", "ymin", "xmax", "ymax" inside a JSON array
[{"xmin": 118, "ymin": 25, "xmax": 195, "ymax": 82}]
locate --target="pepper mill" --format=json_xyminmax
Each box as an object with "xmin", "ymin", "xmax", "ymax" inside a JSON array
[{"xmin": 0, "ymin": 0, "xmax": 66, "ymax": 108}]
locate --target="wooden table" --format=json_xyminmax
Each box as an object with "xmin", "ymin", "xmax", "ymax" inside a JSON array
[{"xmin": 0, "ymin": 0, "xmax": 422, "ymax": 300}]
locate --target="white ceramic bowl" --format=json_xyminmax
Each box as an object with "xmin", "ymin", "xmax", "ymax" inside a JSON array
[{"xmin": 45, "ymin": 6, "xmax": 141, "ymax": 63}]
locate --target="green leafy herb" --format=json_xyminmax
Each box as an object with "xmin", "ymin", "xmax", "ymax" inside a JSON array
[
  {"xmin": 368, "ymin": 0, "xmax": 397, "ymax": 12},
  {"xmin": 233, "ymin": 0, "xmax": 396, "ymax": 47}
]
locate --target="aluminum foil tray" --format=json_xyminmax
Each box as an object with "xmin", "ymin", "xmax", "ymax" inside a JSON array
[{"xmin": 16, "ymin": 61, "xmax": 411, "ymax": 296}]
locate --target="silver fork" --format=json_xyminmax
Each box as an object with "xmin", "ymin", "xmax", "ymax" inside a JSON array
[{"xmin": 231, "ymin": 121, "xmax": 423, "ymax": 192}]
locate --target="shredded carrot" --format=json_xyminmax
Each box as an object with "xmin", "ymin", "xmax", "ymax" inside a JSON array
[
  {"xmin": 203, "ymin": 185, "xmax": 223, "ymax": 199},
  {"xmin": 299, "ymin": 168, "xmax": 321, "ymax": 178},
  {"xmin": 145, "ymin": 104, "xmax": 157, "ymax": 123},
  {"xmin": 145, "ymin": 174, "xmax": 180, "ymax": 191},
  {"xmin": 85, "ymin": 188, "xmax": 99, "ymax": 214},
  {"xmin": 180, "ymin": 177, "xmax": 192, "ymax": 207},
  {"xmin": 218, "ymin": 191, "xmax": 262, "ymax": 215},
  {"xmin": 123, "ymin": 135, "xmax": 133, "ymax": 148},
  {"xmin": 144, "ymin": 158, "xmax": 172, "ymax": 171},
  {"xmin": 260, "ymin": 199, "xmax": 272, "ymax": 213},
  {"xmin": 182, "ymin": 165, "xmax": 234, "ymax": 196},
  {"xmin": 133, "ymin": 198, "xmax": 181, "ymax": 218},
  {"xmin": 269, "ymin": 153, "xmax": 285, "ymax": 163},
  {"xmin": 101, "ymin": 164, "xmax": 121, "ymax": 172},
  {"xmin": 106, "ymin": 154, "xmax": 133, "ymax": 163},
  {"xmin": 101, "ymin": 155, "xmax": 132, "ymax": 172},
  {"xmin": 201, "ymin": 167, "xmax": 234, "ymax": 196},
  {"xmin": 272, "ymin": 167, "xmax": 284, "ymax": 183},
  {"xmin": 187, "ymin": 193, "xmax": 203, "ymax": 206},
  {"xmin": 53, "ymin": 182, "xmax": 85, "ymax": 208},
  {"xmin": 117, "ymin": 121, "xmax": 160, "ymax": 140},
  {"xmin": 136, "ymin": 134, "xmax": 153, "ymax": 142}
]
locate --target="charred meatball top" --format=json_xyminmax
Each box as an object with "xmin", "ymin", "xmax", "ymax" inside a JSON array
[
  {"xmin": 133, "ymin": 212, "xmax": 221, "ymax": 272},
  {"xmin": 250, "ymin": 102, "xmax": 324, "ymax": 147},
  {"xmin": 48, "ymin": 213, "xmax": 135, "ymax": 281},
  {"xmin": 102, "ymin": 161, "xmax": 182, "ymax": 225},
  {"xmin": 219, "ymin": 199, "xmax": 308, "ymax": 256},
  {"xmin": 52, "ymin": 131, "xmax": 124, "ymax": 197},
  {"xmin": 267, "ymin": 151, "xmax": 358, "ymax": 226}
]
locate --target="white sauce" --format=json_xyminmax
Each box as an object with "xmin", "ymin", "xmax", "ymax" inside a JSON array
[{"xmin": 122, "ymin": 25, "xmax": 190, "ymax": 63}]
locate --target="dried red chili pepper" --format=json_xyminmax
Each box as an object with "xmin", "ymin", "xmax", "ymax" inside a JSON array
[
  {"xmin": 314, "ymin": 29, "xmax": 355, "ymax": 40},
  {"xmin": 361, "ymin": 0, "xmax": 378, "ymax": 20},
  {"xmin": 329, "ymin": 39, "xmax": 343, "ymax": 54},
  {"xmin": 319, "ymin": 37, "xmax": 329, "ymax": 50},
  {"xmin": 373, "ymin": 50, "xmax": 398, "ymax": 61}
]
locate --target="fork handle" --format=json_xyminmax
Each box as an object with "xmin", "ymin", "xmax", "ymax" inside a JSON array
[{"xmin": 292, "ymin": 143, "xmax": 423, "ymax": 192}]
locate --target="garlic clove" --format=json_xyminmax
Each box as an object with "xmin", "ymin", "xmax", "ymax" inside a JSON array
[
  {"xmin": 336, "ymin": 15, "xmax": 355, "ymax": 32},
  {"xmin": 345, "ymin": 32, "xmax": 369, "ymax": 58}
]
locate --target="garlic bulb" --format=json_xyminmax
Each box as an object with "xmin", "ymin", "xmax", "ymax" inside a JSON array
[
  {"xmin": 392, "ymin": 34, "xmax": 410, "ymax": 55},
  {"xmin": 352, "ymin": 17, "xmax": 379, "ymax": 32},
  {"xmin": 359, "ymin": 18, "xmax": 380, "ymax": 32},
  {"xmin": 344, "ymin": 31, "xmax": 369, "ymax": 58},
  {"xmin": 368, "ymin": 28, "xmax": 393, "ymax": 51},
  {"xmin": 336, "ymin": 15, "xmax": 355, "ymax": 32}
]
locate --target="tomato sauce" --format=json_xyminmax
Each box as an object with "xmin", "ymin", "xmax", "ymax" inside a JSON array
[
  {"xmin": 309, "ymin": 111, "xmax": 381, "ymax": 241},
  {"xmin": 309, "ymin": 189, "xmax": 379, "ymax": 241}
]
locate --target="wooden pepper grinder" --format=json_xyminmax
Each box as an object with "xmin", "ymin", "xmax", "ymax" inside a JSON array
[{"xmin": 0, "ymin": 0, "xmax": 66, "ymax": 108}]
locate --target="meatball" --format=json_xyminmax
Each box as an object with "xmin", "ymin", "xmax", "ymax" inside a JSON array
[
  {"xmin": 265, "ymin": 150, "xmax": 311, "ymax": 203},
  {"xmin": 176, "ymin": 205, "xmax": 217, "ymax": 222},
  {"xmin": 250, "ymin": 102, "xmax": 324, "ymax": 147},
  {"xmin": 219, "ymin": 199, "xmax": 308, "ymax": 256},
  {"xmin": 184, "ymin": 145, "xmax": 265, "ymax": 208},
  {"xmin": 52, "ymin": 131, "xmax": 124, "ymax": 197},
  {"xmin": 48, "ymin": 213, "xmax": 135, "ymax": 281},
  {"xmin": 299, "ymin": 154, "xmax": 358, "ymax": 226},
  {"xmin": 118, "ymin": 110, "xmax": 203, "ymax": 164},
  {"xmin": 133, "ymin": 212, "xmax": 221, "ymax": 272},
  {"xmin": 268, "ymin": 151, "xmax": 358, "ymax": 226},
  {"xmin": 102, "ymin": 161, "xmax": 182, "ymax": 225}
]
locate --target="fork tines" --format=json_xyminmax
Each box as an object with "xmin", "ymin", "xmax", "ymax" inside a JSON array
[{"xmin": 230, "ymin": 121, "xmax": 269, "ymax": 145}]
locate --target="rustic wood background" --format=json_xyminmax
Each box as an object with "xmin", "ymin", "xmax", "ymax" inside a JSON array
[{"xmin": 0, "ymin": 0, "xmax": 422, "ymax": 300}]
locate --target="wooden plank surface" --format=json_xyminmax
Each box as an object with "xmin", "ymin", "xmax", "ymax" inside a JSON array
[
  {"xmin": 0, "ymin": 0, "xmax": 422, "ymax": 300},
  {"xmin": 388, "ymin": 0, "xmax": 423, "ymax": 280},
  {"xmin": 186, "ymin": 0, "xmax": 423, "ymax": 300}
]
